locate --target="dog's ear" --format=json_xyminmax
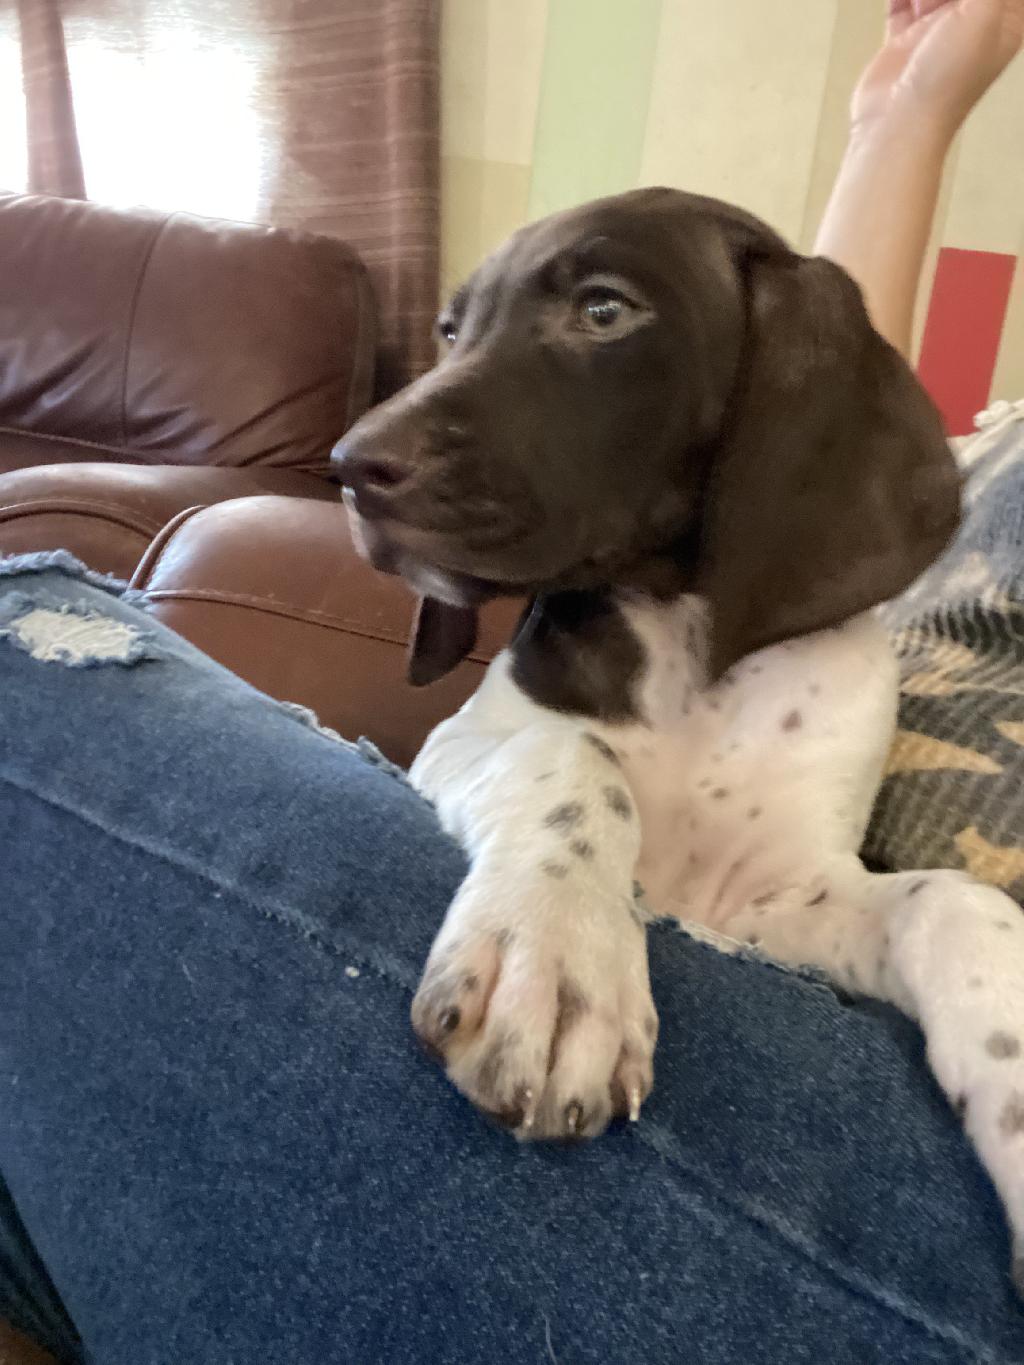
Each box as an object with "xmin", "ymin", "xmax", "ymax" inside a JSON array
[
  {"xmin": 407, "ymin": 596, "xmax": 478, "ymax": 686},
  {"xmin": 698, "ymin": 249, "xmax": 960, "ymax": 678}
]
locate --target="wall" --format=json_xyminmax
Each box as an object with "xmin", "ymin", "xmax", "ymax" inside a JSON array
[{"xmin": 441, "ymin": 0, "xmax": 1024, "ymax": 434}]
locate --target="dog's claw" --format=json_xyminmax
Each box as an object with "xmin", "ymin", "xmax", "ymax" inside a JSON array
[
  {"xmin": 520, "ymin": 1087, "xmax": 536, "ymax": 1132},
  {"xmin": 565, "ymin": 1101, "xmax": 583, "ymax": 1135},
  {"xmin": 629, "ymin": 1084, "xmax": 642, "ymax": 1122}
]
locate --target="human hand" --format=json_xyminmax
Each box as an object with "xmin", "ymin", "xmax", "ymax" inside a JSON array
[{"xmin": 852, "ymin": 0, "xmax": 1023, "ymax": 135}]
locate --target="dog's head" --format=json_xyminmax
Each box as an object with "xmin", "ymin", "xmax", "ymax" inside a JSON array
[{"xmin": 333, "ymin": 187, "xmax": 960, "ymax": 684}]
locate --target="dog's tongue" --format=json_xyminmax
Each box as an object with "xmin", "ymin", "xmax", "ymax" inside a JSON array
[{"xmin": 407, "ymin": 598, "xmax": 479, "ymax": 686}]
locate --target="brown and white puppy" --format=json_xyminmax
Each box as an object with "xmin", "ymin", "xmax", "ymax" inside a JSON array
[{"xmin": 333, "ymin": 188, "xmax": 1024, "ymax": 1291}]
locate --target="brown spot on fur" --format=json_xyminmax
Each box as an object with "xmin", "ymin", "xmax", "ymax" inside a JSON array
[
  {"xmin": 987, "ymin": 1031, "xmax": 1021, "ymax": 1060},
  {"xmin": 548, "ymin": 978, "xmax": 591, "ymax": 1074},
  {"xmin": 782, "ymin": 710, "xmax": 802, "ymax": 731},
  {"xmin": 907, "ymin": 879, "xmax": 928, "ymax": 897},
  {"xmin": 542, "ymin": 860, "xmax": 570, "ymax": 879},
  {"xmin": 748, "ymin": 806, "xmax": 762, "ymax": 820},
  {"xmin": 475, "ymin": 1029, "xmax": 522, "ymax": 1103},
  {"xmin": 603, "ymin": 786, "xmax": 633, "ymax": 819},
  {"xmin": 463, "ymin": 973, "xmax": 479, "ymax": 993},
  {"xmin": 570, "ymin": 838, "xmax": 594, "ymax": 860},
  {"xmin": 999, "ymin": 1093, "xmax": 1024, "ymax": 1138},
  {"xmin": 496, "ymin": 928, "xmax": 516, "ymax": 949},
  {"xmin": 805, "ymin": 889, "xmax": 827, "ymax": 906},
  {"xmin": 969, "ymin": 975, "xmax": 984, "ymax": 989},
  {"xmin": 544, "ymin": 801, "xmax": 584, "ymax": 832},
  {"xmin": 752, "ymin": 891, "xmax": 777, "ymax": 907},
  {"xmin": 644, "ymin": 1015, "xmax": 658, "ymax": 1039},
  {"xmin": 953, "ymin": 1094, "xmax": 968, "ymax": 1120},
  {"xmin": 583, "ymin": 732, "xmax": 621, "ymax": 767},
  {"xmin": 711, "ymin": 786, "xmax": 729, "ymax": 800},
  {"xmin": 996, "ymin": 920, "xmax": 1014, "ymax": 931}
]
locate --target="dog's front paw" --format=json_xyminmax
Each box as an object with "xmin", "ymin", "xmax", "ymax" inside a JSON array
[{"xmin": 411, "ymin": 869, "xmax": 657, "ymax": 1139}]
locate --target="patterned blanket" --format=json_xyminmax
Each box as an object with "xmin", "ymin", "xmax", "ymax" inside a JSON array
[{"xmin": 864, "ymin": 400, "xmax": 1024, "ymax": 903}]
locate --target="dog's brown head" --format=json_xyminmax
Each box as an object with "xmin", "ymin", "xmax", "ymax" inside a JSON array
[{"xmin": 332, "ymin": 187, "xmax": 959, "ymax": 684}]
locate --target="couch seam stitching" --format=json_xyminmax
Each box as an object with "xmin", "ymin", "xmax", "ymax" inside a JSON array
[
  {"xmin": 142, "ymin": 588, "xmax": 493, "ymax": 661},
  {"xmin": 0, "ymin": 500, "xmax": 165, "ymax": 537}
]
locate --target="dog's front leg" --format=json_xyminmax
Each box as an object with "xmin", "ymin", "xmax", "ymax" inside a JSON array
[
  {"xmin": 409, "ymin": 719, "xmax": 657, "ymax": 1139},
  {"xmin": 726, "ymin": 865, "xmax": 1024, "ymax": 1294}
]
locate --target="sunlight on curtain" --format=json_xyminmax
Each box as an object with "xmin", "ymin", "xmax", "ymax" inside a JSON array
[
  {"xmin": 0, "ymin": 32, "xmax": 29, "ymax": 190},
  {"xmin": 65, "ymin": 17, "xmax": 275, "ymax": 222}
]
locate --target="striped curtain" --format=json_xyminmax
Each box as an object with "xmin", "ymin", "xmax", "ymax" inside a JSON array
[
  {"xmin": 17, "ymin": 0, "xmax": 83, "ymax": 198},
  {"xmin": 11, "ymin": 0, "xmax": 441, "ymax": 393}
]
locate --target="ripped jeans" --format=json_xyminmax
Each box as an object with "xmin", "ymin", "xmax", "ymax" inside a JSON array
[{"xmin": 1, "ymin": 554, "xmax": 1023, "ymax": 1365}]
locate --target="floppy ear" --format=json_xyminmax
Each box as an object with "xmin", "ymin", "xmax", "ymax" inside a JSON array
[
  {"xmin": 698, "ymin": 249, "xmax": 960, "ymax": 678},
  {"xmin": 407, "ymin": 596, "xmax": 478, "ymax": 686}
]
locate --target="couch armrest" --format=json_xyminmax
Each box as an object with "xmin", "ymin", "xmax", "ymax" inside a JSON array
[
  {"xmin": 0, "ymin": 464, "xmax": 337, "ymax": 580},
  {"xmin": 132, "ymin": 495, "xmax": 523, "ymax": 766}
]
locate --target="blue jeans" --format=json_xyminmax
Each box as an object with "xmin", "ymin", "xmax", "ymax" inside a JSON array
[{"xmin": 1, "ymin": 554, "xmax": 1022, "ymax": 1365}]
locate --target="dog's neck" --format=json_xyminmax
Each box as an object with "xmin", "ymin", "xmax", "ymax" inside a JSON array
[
  {"xmin": 507, "ymin": 535, "xmax": 705, "ymax": 723},
  {"xmin": 509, "ymin": 585, "xmax": 710, "ymax": 725}
]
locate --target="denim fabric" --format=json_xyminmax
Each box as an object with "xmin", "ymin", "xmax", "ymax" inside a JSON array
[{"xmin": 1, "ymin": 557, "xmax": 1023, "ymax": 1365}]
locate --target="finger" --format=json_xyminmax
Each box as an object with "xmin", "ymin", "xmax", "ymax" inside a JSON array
[
  {"xmin": 913, "ymin": 0, "xmax": 953, "ymax": 18},
  {"xmin": 887, "ymin": 0, "xmax": 916, "ymax": 34}
]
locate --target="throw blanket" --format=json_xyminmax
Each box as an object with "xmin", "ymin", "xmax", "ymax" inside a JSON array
[{"xmin": 865, "ymin": 400, "xmax": 1024, "ymax": 903}]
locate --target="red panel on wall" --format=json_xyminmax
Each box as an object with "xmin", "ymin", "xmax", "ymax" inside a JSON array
[{"xmin": 917, "ymin": 246, "xmax": 1017, "ymax": 437}]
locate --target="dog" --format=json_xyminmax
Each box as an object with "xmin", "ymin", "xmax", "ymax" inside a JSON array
[{"xmin": 333, "ymin": 187, "xmax": 1024, "ymax": 1291}]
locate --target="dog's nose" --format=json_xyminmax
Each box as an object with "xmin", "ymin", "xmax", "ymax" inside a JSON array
[{"xmin": 331, "ymin": 435, "xmax": 411, "ymax": 511}]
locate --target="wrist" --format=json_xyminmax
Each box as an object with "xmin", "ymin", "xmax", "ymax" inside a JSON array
[{"xmin": 846, "ymin": 104, "xmax": 957, "ymax": 164}]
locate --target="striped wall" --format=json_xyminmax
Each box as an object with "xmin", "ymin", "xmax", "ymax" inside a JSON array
[{"xmin": 441, "ymin": 0, "xmax": 1024, "ymax": 434}]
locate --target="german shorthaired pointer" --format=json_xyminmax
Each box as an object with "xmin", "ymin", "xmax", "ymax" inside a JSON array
[{"xmin": 333, "ymin": 188, "xmax": 1024, "ymax": 1291}]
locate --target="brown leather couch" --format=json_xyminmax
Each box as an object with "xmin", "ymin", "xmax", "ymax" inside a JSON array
[{"xmin": 0, "ymin": 193, "xmax": 519, "ymax": 771}]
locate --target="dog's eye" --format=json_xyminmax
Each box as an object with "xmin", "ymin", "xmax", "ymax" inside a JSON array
[
  {"xmin": 576, "ymin": 288, "xmax": 631, "ymax": 335},
  {"xmin": 437, "ymin": 317, "xmax": 458, "ymax": 345}
]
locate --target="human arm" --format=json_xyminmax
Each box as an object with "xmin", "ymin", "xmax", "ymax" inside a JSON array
[{"xmin": 814, "ymin": 0, "xmax": 1024, "ymax": 357}]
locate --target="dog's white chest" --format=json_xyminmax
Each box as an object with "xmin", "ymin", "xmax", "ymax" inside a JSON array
[{"xmin": 604, "ymin": 597, "xmax": 897, "ymax": 929}]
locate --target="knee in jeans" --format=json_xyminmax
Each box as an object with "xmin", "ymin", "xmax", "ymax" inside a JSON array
[{"xmin": 0, "ymin": 591, "xmax": 161, "ymax": 668}]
